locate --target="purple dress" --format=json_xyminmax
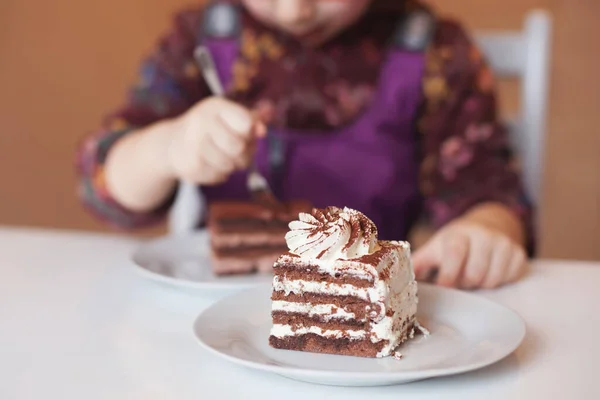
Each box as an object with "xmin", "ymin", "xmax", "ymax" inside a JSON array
[{"xmin": 202, "ymin": 38, "xmax": 425, "ymax": 241}]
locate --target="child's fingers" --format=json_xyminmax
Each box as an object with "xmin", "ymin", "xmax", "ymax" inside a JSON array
[
  {"xmin": 217, "ymin": 101, "xmax": 255, "ymax": 137},
  {"xmin": 506, "ymin": 247, "xmax": 527, "ymax": 283},
  {"xmin": 460, "ymin": 233, "xmax": 492, "ymax": 289},
  {"xmin": 253, "ymin": 121, "xmax": 267, "ymax": 139},
  {"xmin": 202, "ymin": 133, "xmax": 237, "ymax": 174},
  {"xmin": 412, "ymin": 240, "xmax": 439, "ymax": 281},
  {"xmin": 481, "ymin": 238, "xmax": 513, "ymax": 289},
  {"xmin": 437, "ymin": 234, "xmax": 468, "ymax": 287},
  {"xmin": 210, "ymin": 124, "xmax": 247, "ymax": 159},
  {"xmin": 197, "ymin": 159, "xmax": 229, "ymax": 184},
  {"xmin": 177, "ymin": 155, "xmax": 227, "ymax": 184},
  {"xmin": 206, "ymin": 114, "xmax": 258, "ymax": 170},
  {"xmin": 214, "ymin": 129, "xmax": 259, "ymax": 170}
]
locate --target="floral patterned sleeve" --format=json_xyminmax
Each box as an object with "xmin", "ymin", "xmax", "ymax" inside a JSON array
[
  {"xmin": 418, "ymin": 20, "xmax": 535, "ymax": 253},
  {"xmin": 75, "ymin": 8, "xmax": 206, "ymax": 229}
]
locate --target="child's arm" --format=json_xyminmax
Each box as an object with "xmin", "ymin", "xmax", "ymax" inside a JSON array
[
  {"xmin": 102, "ymin": 118, "xmax": 179, "ymax": 214},
  {"xmin": 411, "ymin": 20, "xmax": 533, "ymax": 289},
  {"xmin": 103, "ymin": 98, "xmax": 263, "ymax": 213},
  {"xmin": 76, "ymin": 8, "xmax": 261, "ymax": 228}
]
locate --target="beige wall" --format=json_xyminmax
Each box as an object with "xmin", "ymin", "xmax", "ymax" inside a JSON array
[
  {"xmin": 1, "ymin": 1, "xmax": 599, "ymax": 259},
  {"xmin": 0, "ymin": 0, "xmax": 192, "ymax": 235}
]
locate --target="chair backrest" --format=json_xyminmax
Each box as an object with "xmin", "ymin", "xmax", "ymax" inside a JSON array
[
  {"xmin": 168, "ymin": 10, "xmax": 554, "ymax": 234},
  {"xmin": 474, "ymin": 10, "xmax": 553, "ymax": 204}
]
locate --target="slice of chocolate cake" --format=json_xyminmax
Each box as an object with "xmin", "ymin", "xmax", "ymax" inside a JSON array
[
  {"xmin": 208, "ymin": 200, "xmax": 311, "ymax": 275},
  {"xmin": 269, "ymin": 206, "xmax": 418, "ymax": 358}
]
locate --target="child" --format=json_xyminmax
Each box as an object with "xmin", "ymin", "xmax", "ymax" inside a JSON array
[{"xmin": 76, "ymin": 0, "xmax": 534, "ymax": 289}]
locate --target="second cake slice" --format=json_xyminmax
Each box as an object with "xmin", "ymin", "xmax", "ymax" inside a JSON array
[{"xmin": 208, "ymin": 200, "xmax": 311, "ymax": 275}]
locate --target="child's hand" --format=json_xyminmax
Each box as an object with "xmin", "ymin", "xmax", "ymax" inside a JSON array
[
  {"xmin": 168, "ymin": 97, "xmax": 266, "ymax": 185},
  {"xmin": 412, "ymin": 218, "xmax": 527, "ymax": 289}
]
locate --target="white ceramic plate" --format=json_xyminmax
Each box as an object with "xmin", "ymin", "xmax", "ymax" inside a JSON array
[
  {"xmin": 131, "ymin": 231, "xmax": 273, "ymax": 294},
  {"xmin": 193, "ymin": 283, "xmax": 525, "ymax": 386}
]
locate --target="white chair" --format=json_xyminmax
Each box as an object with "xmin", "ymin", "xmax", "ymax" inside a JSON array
[
  {"xmin": 474, "ymin": 9, "xmax": 553, "ymax": 205},
  {"xmin": 168, "ymin": 10, "xmax": 553, "ymax": 234}
]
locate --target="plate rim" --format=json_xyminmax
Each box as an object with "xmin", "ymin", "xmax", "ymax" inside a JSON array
[
  {"xmin": 130, "ymin": 232, "xmax": 274, "ymax": 291},
  {"xmin": 192, "ymin": 283, "xmax": 526, "ymax": 381}
]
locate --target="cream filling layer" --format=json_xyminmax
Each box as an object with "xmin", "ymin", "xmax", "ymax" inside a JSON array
[
  {"xmin": 271, "ymin": 301, "xmax": 358, "ymax": 321},
  {"xmin": 270, "ymin": 324, "xmax": 366, "ymax": 340},
  {"xmin": 272, "ymin": 275, "xmax": 387, "ymax": 303}
]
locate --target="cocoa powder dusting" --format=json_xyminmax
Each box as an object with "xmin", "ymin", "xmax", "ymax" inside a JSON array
[
  {"xmin": 311, "ymin": 208, "xmax": 327, "ymax": 224},
  {"xmin": 342, "ymin": 217, "xmax": 361, "ymax": 252},
  {"xmin": 316, "ymin": 248, "xmax": 328, "ymax": 259}
]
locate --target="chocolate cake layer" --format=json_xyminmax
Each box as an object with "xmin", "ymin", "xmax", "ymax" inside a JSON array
[
  {"xmin": 211, "ymin": 253, "xmax": 280, "ymax": 275},
  {"xmin": 274, "ymin": 263, "xmax": 375, "ymax": 281},
  {"xmin": 210, "ymin": 222, "xmax": 289, "ymax": 234},
  {"xmin": 272, "ymin": 312, "xmax": 367, "ymax": 330},
  {"xmin": 273, "ymin": 266, "xmax": 373, "ymax": 288},
  {"xmin": 210, "ymin": 231, "xmax": 288, "ymax": 249},
  {"xmin": 208, "ymin": 200, "xmax": 312, "ymax": 225},
  {"xmin": 212, "ymin": 245, "xmax": 288, "ymax": 257},
  {"xmin": 270, "ymin": 291, "xmax": 379, "ymax": 320},
  {"xmin": 269, "ymin": 334, "xmax": 386, "ymax": 358}
]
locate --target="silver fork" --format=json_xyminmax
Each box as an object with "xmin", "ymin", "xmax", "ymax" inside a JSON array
[{"xmin": 194, "ymin": 47, "xmax": 281, "ymax": 208}]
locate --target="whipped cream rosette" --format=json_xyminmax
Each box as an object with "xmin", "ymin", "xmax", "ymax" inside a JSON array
[{"xmin": 284, "ymin": 206, "xmax": 378, "ymax": 261}]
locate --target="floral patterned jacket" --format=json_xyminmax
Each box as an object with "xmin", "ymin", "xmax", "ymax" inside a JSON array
[{"xmin": 75, "ymin": 1, "xmax": 534, "ymax": 251}]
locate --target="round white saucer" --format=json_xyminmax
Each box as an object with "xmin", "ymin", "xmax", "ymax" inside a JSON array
[
  {"xmin": 131, "ymin": 231, "xmax": 273, "ymax": 294},
  {"xmin": 193, "ymin": 283, "xmax": 525, "ymax": 386}
]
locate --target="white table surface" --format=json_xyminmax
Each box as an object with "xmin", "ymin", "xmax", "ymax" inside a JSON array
[{"xmin": 1, "ymin": 227, "xmax": 599, "ymax": 400}]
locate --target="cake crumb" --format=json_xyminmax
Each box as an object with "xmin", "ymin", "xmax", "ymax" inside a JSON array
[
  {"xmin": 393, "ymin": 351, "xmax": 403, "ymax": 360},
  {"xmin": 415, "ymin": 321, "xmax": 430, "ymax": 337}
]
